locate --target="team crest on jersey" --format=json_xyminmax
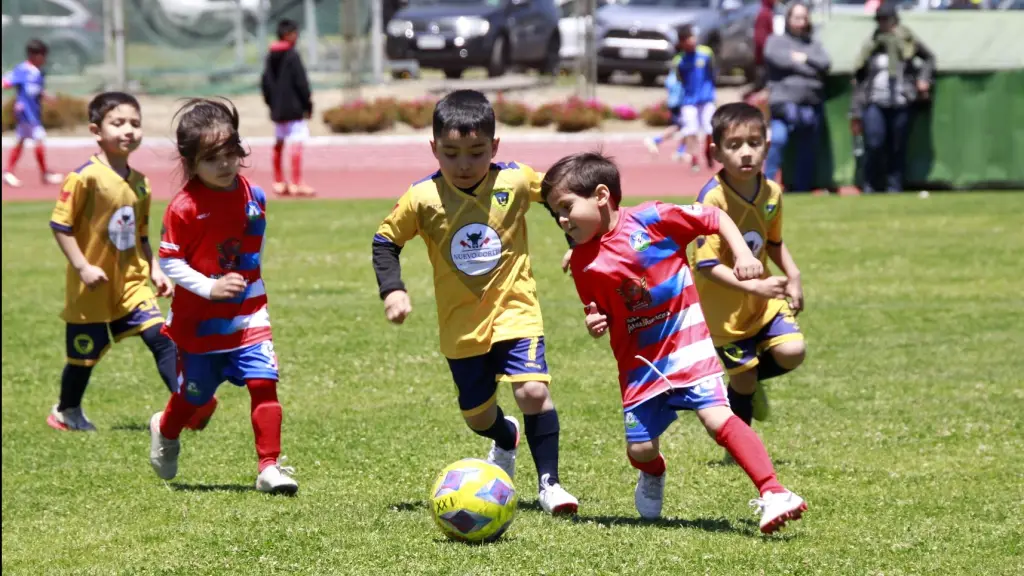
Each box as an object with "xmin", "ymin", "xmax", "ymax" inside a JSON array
[
  {"xmin": 722, "ymin": 343, "xmax": 744, "ymax": 364},
  {"xmin": 492, "ymin": 188, "xmax": 512, "ymax": 209},
  {"xmin": 450, "ymin": 223, "xmax": 502, "ymax": 277},
  {"xmin": 763, "ymin": 201, "xmax": 778, "ymax": 220},
  {"xmin": 617, "ymin": 277, "xmax": 652, "ymax": 311},
  {"xmin": 107, "ymin": 206, "xmax": 137, "ymax": 251},
  {"xmin": 72, "ymin": 334, "xmax": 94, "ymax": 355},
  {"xmin": 629, "ymin": 230, "xmax": 652, "ymax": 252},
  {"xmin": 218, "ymin": 238, "xmax": 242, "ymax": 270},
  {"xmin": 624, "ymin": 412, "xmax": 639, "ymax": 429},
  {"xmin": 135, "ymin": 182, "xmax": 149, "ymax": 198},
  {"xmin": 246, "ymin": 201, "xmax": 262, "ymax": 221}
]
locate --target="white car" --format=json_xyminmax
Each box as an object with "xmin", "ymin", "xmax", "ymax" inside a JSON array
[
  {"xmin": 557, "ymin": 0, "xmax": 610, "ymax": 61},
  {"xmin": 154, "ymin": 0, "xmax": 269, "ymax": 30}
]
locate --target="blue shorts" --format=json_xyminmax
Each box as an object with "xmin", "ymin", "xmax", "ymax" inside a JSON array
[
  {"xmin": 716, "ymin": 304, "xmax": 804, "ymax": 375},
  {"xmin": 623, "ymin": 376, "xmax": 729, "ymax": 443},
  {"xmin": 446, "ymin": 337, "xmax": 550, "ymax": 417},
  {"xmin": 66, "ymin": 299, "xmax": 164, "ymax": 366},
  {"xmin": 177, "ymin": 341, "xmax": 279, "ymax": 406}
]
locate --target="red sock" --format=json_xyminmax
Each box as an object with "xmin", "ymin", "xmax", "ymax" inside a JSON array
[
  {"xmin": 248, "ymin": 378, "xmax": 282, "ymax": 472},
  {"xmin": 715, "ymin": 415, "xmax": 786, "ymax": 496},
  {"xmin": 272, "ymin": 141, "xmax": 284, "ymax": 183},
  {"xmin": 290, "ymin": 143, "xmax": 303, "ymax": 185},
  {"xmin": 159, "ymin": 392, "xmax": 201, "ymax": 440},
  {"xmin": 628, "ymin": 453, "xmax": 667, "ymax": 477},
  {"xmin": 6, "ymin": 141, "xmax": 24, "ymax": 172},
  {"xmin": 35, "ymin": 143, "xmax": 48, "ymax": 173}
]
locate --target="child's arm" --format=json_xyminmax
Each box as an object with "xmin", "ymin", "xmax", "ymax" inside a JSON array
[
  {"xmin": 291, "ymin": 52, "xmax": 313, "ymax": 119},
  {"xmin": 526, "ymin": 164, "xmax": 575, "ymax": 271},
  {"xmin": 766, "ymin": 242, "xmax": 802, "ymax": 313},
  {"xmin": 52, "ymin": 230, "xmax": 107, "ymax": 289},
  {"xmin": 158, "ymin": 202, "xmax": 245, "ymax": 301},
  {"xmin": 373, "ymin": 190, "xmax": 420, "ymax": 324},
  {"xmin": 690, "ymin": 204, "xmax": 786, "ymax": 299},
  {"xmin": 49, "ymin": 173, "xmax": 106, "ymax": 288},
  {"xmin": 138, "ymin": 188, "xmax": 172, "ymax": 297}
]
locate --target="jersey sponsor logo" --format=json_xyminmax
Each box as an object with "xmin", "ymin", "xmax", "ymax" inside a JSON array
[
  {"xmin": 629, "ymin": 230, "xmax": 652, "ymax": 252},
  {"xmin": 218, "ymin": 238, "xmax": 242, "ymax": 271},
  {"xmin": 616, "ymin": 276, "xmax": 652, "ymax": 312},
  {"xmin": 58, "ymin": 189, "xmax": 71, "ymax": 203},
  {"xmin": 450, "ymin": 223, "xmax": 502, "ymax": 276},
  {"xmin": 72, "ymin": 334, "xmax": 94, "ymax": 355},
  {"xmin": 763, "ymin": 200, "xmax": 778, "ymax": 220},
  {"xmin": 492, "ymin": 188, "xmax": 511, "ymax": 209},
  {"xmin": 743, "ymin": 230, "xmax": 764, "ymax": 257},
  {"xmin": 624, "ymin": 411, "xmax": 639, "ymax": 429},
  {"xmin": 107, "ymin": 206, "xmax": 137, "ymax": 251},
  {"xmin": 626, "ymin": 310, "xmax": 672, "ymax": 334}
]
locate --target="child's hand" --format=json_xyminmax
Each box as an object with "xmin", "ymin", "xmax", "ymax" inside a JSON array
[
  {"xmin": 584, "ymin": 302, "xmax": 608, "ymax": 338},
  {"xmin": 78, "ymin": 264, "xmax": 108, "ymax": 289},
  {"xmin": 151, "ymin": 269, "xmax": 174, "ymax": 298},
  {"xmin": 751, "ymin": 276, "xmax": 788, "ymax": 300},
  {"xmin": 733, "ymin": 254, "xmax": 763, "ymax": 281},
  {"xmin": 785, "ymin": 275, "xmax": 804, "ymax": 315},
  {"xmin": 384, "ymin": 290, "xmax": 412, "ymax": 324},
  {"xmin": 561, "ymin": 248, "xmax": 573, "ymax": 275},
  {"xmin": 211, "ymin": 272, "xmax": 247, "ymax": 300}
]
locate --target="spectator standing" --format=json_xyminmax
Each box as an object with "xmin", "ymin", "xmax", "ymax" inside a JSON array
[{"xmin": 261, "ymin": 19, "xmax": 315, "ymax": 197}]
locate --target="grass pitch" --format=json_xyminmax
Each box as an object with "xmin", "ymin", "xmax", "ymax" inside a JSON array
[{"xmin": 3, "ymin": 193, "xmax": 1023, "ymax": 575}]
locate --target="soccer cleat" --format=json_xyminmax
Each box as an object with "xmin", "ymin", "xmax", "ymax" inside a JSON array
[
  {"xmin": 635, "ymin": 470, "xmax": 666, "ymax": 520},
  {"xmin": 149, "ymin": 411, "xmax": 180, "ymax": 480},
  {"xmin": 184, "ymin": 396, "xmax": 218, "ymax": 431},
  {"xmin": 538, "ymin": 474, "xmax": 579, "ymax": 515},
  {"xmin": 256, "ymin": 457, "xmax": 298, "ymax": 495},
  {"xmin": 46, "ymin": 404, "xmax": 97, "ymax": 432},
  {"xmin": 643, "ymin": 137, "xmax": 659, "ymax": 155},
  {"xmin": 43, "ymin": 172, "xmax": 64, "ymax": 185},
  {"xmin": 272, "ymin": 181, "xmax": 290, "ymax": 196},
  {"xmin": 750, "ymin": 490, "xmax": 807, "ymax": 534},
  {"xmin": 752, "ymin": 386, "xmax": 771, "ymax": 422},
  {"xmin": 485, "ymin": 415, "xmax": 520, "ymax": 480},
  {"xmin": 3, "ymin": 172, "xmax": 22, "ymax": 187}
]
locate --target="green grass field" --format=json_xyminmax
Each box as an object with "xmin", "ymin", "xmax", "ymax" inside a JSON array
[{"xmin": 3, "ymin": 194, "xmax": 1023, "ymax": 575}]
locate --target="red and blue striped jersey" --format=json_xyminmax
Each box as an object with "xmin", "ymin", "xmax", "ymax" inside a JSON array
[
  {"xmin": 569, "ymin": 201, "xmax": 723, "ymax": 409},
  {"xmin": 159, "ymin": 175, "xmax": 271, "ymax": 354}
]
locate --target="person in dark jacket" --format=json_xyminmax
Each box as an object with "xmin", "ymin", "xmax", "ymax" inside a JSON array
[
  {"xmin": 261, "ymin": 19, "xmax": 314, "ymax": 197},
  {"xmin": 850, "ymin": 4, "xmax": 935, "ymax": 193},
  {"xmin": 762, "ymin": 2, "xmax": 831, "ymax": 192}
]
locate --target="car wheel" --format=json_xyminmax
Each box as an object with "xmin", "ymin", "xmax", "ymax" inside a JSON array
[
  {"xmin": 537, "ymin": 34, "xmax": 561, "ymax": 76},
  {"xmin": 597, "ymin": 71, "xmax": 613, "ymax": 84},
  {"xmin": 487, "ymin": 35, "xmax": 508, "ymax": 78},
  {"xmin": 444, "ymin": 68, "xmax": 464, "ymax": 79},
  {"xmin": 47, "ymin": 45, "xmax": 86, "ymax": 75},
  {"xmin": 640, "ymin": 72, "xmax": 658, "ymax": 86}
]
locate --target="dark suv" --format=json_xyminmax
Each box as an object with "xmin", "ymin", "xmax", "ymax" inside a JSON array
[{"xmin": 386, "ymin": 0, "xmax": 561, "ymax": 79}]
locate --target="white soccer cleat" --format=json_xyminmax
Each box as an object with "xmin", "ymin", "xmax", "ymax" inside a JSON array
[
  {"xmin": 635, "ymin": 470, "xmax": 666, "ymax": 520},
  {"xmin": 149, "ymin": 411, "xmax": 180, "ymax": 480},
  {"xmin": 256, "ymin": 457, "xmax": 298, "ymax": 495},
  {"xmin": 538, "ymin": 474, "xmax": 579, "ymax": 515},
  {"xmin": 643, "ymin": 137, "xmax": 659, "ymax": 155},
  {"xmin": 750, "ymin": 490, "xmax": 807, "ymax": 534},
  {"xmin": 3, "ymin": 172, "xmax": 22, "ymax": 187},
  {"xmin": 485, "ymin": 415, "xmax": 520, "ymax": 480},
  {"xmin": 43, "ymin": 172, "xmax": 64, "ymax": 185},
  {"xmin": 46, "ymin": 403, "xmax": 96, "ymax": 432}
]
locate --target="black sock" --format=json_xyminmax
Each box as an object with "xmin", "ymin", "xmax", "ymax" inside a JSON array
[
  {"xmin": 472, "ymin": 405, "xmax": 518, "ymax": 451},
  {"xmin": 58, "ymin": 364, "xmax": 93, "ymax": 410},
  {"xmin": 524, "ymin": 409, "xmax": 561, "ymax": 490},
  {"xmin": 140, "ymin": 325, "xmax": 178, "ymax": 394},
  {"xmin": 756, "ymin": 353, "xmax": 792, "ymax": 381},
  {"xmin": 727, "ymin": 386, "xmax": 754, "ymax": 426}
]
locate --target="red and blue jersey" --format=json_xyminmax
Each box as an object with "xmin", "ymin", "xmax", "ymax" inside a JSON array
[
  {"xmin": 677, "ymin": 46, "xmax": 716, "ymax": 106},
  {"xmin": 3, "ymin": 61, "xmax": 45, "ymax": 126},
  {"xmin": 159, "ymin": 175, "xmax": 271, "ymax": 354},
  {"xmin": 569, "ymin": 201, "xmax": 723, "ymax": 409}
]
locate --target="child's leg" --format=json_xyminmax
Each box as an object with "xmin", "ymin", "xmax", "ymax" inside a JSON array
[
  {"xmin": 754, "ymin": 305, "xmax": 805, "ymax": 382},
  {"xmin": 247, "ymin": 377, "xmax": 282, "ymax": 473},
  {"xmin": 448, "ymin": 354, "xmax": 518, "ymax": 452},
  {"xmin": 289, "ymin": 121, "xmax": 313, "ymax": 195},
  {"xmin": 726, "ymin": 369, "xmax": 758, "ymax": 426},
  {"xmin": 290, "ymin": 142, "xmax": 304, "ymax": 186},
  {"xmin": 149, "ymin": 352, "xmax": 221, "ymax": 480},
  {"xmin": 138, "ymin": 325, "xmax": 178, "ymax": 394},
  {"xmin": 511, "ymin": 380, "xmax": 559, "ymax": 488},
  {"xmin": 5, "ymin": 138, "xmax": 25, "ymax": 173},
  {"xmin": 272, "ymin": 138, "xmax": 285, "ymax": 185},
  {"xmin": 57, "ymin": 364, "xmax": 93, "ymax": 411},
  {"xmin": 697, "ymin": 404, "xmax": 784, "ymax": 497},
  {"xmin": 700, "ymin": 103, "xmax": 716, "ymax": 167},
  {"xmin": 623, "ymin": 397, "xmax": 675, "ymax": 519},
  {"xmin": 50, "ymin": 322, "xmax": 111, "ymax": 431}
]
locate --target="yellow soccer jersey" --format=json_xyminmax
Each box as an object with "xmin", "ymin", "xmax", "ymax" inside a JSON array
[
  {"xmin": 693, "ymin": 173, "xmax": 787, "ymax": 344},
  {"xmin": 375, "ymin": 161, "xmax": 547, "ymax": 359},
  {"xmin": 49, "ymin": 156, "xmax": 155, "ymax": 324}
]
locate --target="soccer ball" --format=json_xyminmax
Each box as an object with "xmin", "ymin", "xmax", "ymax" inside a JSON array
[{"xmin": 429, "ymin": 458, "xmax": 518, "ymax": 543}]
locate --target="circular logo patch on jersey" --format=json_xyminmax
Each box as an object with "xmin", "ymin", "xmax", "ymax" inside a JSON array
[
  {"xmin": 450, "ymin": 223, "xmax": 502, "ymax": 276},
  {"xmin": 629, "ymin": 230, "xmax": 652, "ymax": 252},
  {"xmin": 107, "ymin": 206, "xmax": 137, "ymax": 251},
  {"xmin": 73, "ymin": 334, "xmax": 94, "ymax": 355},
  {"xmin": 743, "ymin": 230, "xmax": 764, "ymax": 258}
]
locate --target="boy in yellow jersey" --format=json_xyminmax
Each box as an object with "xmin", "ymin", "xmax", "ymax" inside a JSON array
[
  {"xmin": 692, "ymin": 102, "xmax": 806, "ymax": 427},
  {"xmin": 48, "ymin": 92, "xmax": 217, "ymax": 432},
  {"xmin": 372, "ymin": 90, "xmax": 579, "ymax": 516}
]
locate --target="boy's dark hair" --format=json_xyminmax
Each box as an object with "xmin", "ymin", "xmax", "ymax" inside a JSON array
[
  {"xmin": 172, "ymin": 97, "xmax": 249, "ymax": 180},
  {"xmin": 540, "ymin": 152, "xmax": 622, "ymax": 208},
  {"xmin": 26, "ymin": 38, "xmax": 48, "ymax": 57},
  {"xmin": 432, "ymin": 89, "xmax": 495, "ymax": 140},
  {"xmin": 88, "ymin": 92, "xmax": 141, "ymax": 125},
  {"xmin": 710, "ymin": 102, "xmax": 768, "ymax": 146},
  {"xmin": 676, "ymin": 24, "xmax": 695, "ymax": 43},
  {"xmin": 277, "ymin": 19, "xmax": 299, "ymax": 40}
]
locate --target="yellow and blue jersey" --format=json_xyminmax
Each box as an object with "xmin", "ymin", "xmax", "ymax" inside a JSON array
[
  {"xmin": 373, "ymin": 162, "xmax": 548, "ymax": 360},
  {"xmin": 49, "ymin": 155, "xmax": 155, "ymax": 324},
  {"xmin": 677, "ymin": 46, "xmax": 716, "ymax": 106},
  {"xmin": 692, "ymin": 173, "xmax": 786, "ymax": 344}
]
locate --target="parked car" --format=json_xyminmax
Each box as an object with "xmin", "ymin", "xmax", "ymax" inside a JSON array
[
  {"xmin": 385, "ymin": 0, "xmax": 562, "ymax": 78},
  {"xmin": 153, "ymin": 0, "xmax": 269, "ymax": 33},
  {"xmin": 1, "ymin": 0, "xmax": 104, "ymax": 75},
  {"xmin": 557, "ymin": 0, "xmax": 610, "ymax": 61},
  {"xmin": 594, "ymin": 0, "xmax": 763, "ymax": 85}
]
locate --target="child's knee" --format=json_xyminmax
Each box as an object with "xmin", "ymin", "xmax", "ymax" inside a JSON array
[
  {"xmin": 626, "ymin": 440, "xmax": 659, "ymax": 464},
  {"xmin": 771, "ymin": 340, "xmax": 806, "ymax": 370},
  {"xmin": 727, "ymin": 368, "xmax": 758, "ymax": 394},
  {"xmin": 512, "ymin": 380, "xmax": 552, "ymax": 413},
  {"xmin": 696, "ymin": 405, "xmax": 734, "ymax": 437},
  {"xmin": 463, "ymin": 403, "xmax": 498, "ymax": 431}
]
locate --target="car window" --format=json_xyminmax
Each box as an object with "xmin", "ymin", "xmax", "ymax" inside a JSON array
[{"xmin": 34, "ymin": 0, "xmax": 75, "ymax": 17}]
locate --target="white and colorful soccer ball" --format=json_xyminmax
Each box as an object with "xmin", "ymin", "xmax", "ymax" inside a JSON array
[{"xmin": 429, "ymin": 458, "xmax": 518, "ymax": 543}]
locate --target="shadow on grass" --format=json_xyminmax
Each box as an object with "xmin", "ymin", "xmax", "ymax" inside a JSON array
[
  {"xmin": 388, "ymin": 499, "xmax": 546, "ymax": 513},
  {"xmin": 170, "ymin": 483, "xmax": 253, "ymax": 494},
  {"xmin": 111, "ymin": 422, "xmax": 149, "ymax": 432},
  {"xmin": 573, "ymin": 514, "xmax": 750, "ymax": 534},
  {"xmin": 705, "ymin": 458, "xmax": 794, "ymax": 469}
]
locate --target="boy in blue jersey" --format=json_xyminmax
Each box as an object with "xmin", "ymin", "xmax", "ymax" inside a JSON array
[
  {"xmin": 673, "ymin": 25, "xmax": 717, "ymax": 171},
  {"xmin": 3, "ymin": 39, "xmax": 63, "ymax": 187}
]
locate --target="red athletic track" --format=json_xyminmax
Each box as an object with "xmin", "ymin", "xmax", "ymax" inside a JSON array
[{"xmin": 2, "ymin": 139, "xmax": 717, "ymax": 202}]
